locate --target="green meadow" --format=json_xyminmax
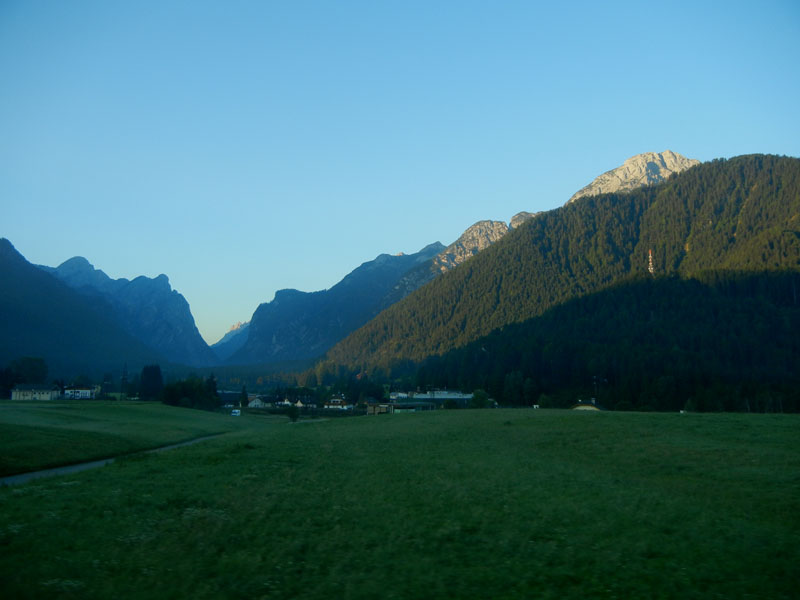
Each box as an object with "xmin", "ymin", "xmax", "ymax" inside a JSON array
[
  {"xmin": 1, "ymin": 404, "xmax": 799, "ymax": 599},
  {"xmin": 0, "ymin": 401, "xmax": 250, "ymax": 476}
]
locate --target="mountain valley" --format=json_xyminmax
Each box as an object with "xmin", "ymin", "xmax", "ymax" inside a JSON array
[{"xmin": 3, "ymin": 151, "xmax": 798, "ymax": 411}]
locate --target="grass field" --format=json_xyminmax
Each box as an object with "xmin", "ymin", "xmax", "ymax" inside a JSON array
[
  {"xmin": 1, "ymin": 405, "xmax": 799, "ymax": 599},
  {"xmin": 0, "ymin": 401, "xmax": 252, "ymax": 476}
]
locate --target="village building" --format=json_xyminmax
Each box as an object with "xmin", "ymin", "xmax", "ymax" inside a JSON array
[
  {"xmin": 366, "ymin": 400, "xmax": 435, "ymax": 414},
  {"xmin": 323, "ymin": 396, "xmax": 352, "ymax": 410},
  {"xmin": 410, "ymin": 390, "xmax": 473, "ymax": 409},
  {"xmin": 366, "ymin": 402, "xmax": 393, "ymax": 415},
  {"xmin": 571, "ymin": 399, "xmax": 603, "ymax": 411},
  {"xmin": 64, "ymin": 386, "xmax": 97, "ymax": 400},
  {"xmin": 11, "ymin": 384, "xmax": 60, "ymax": 401},
  {"xmin": 275, "ymin": 398, "xmax": 310, "ymax": 408},
  {"xmin": 247, "ymin": 396, "xmax": 267, "ymax": 408},
  {"xmin": 390, "ymin": 401, "xmax": 435, "ymax": 413}
]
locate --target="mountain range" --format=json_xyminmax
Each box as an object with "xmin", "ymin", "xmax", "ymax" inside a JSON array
[
  {"xmin": 227, "ymin": 242, "xmax": 445, "ymax": 365},
  {"xmin": 324, "ymin": 154, "xmax": 800, "ymax": 376},
  {"xmin": 0, "ymin": 239, "xmax": 167, "ymax": 376},
  {"xmin": 40, "ymin": 257, "xmax": 216, "ymax": 367},
  {"xmin": 7, "ymin": 149, "xmax": 792, "ymax": 398}
]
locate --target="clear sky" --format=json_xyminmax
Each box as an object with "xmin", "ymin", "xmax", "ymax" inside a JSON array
[{"xmin": 2, "ymin": 1, "xmax": 799, "ymax": 344}]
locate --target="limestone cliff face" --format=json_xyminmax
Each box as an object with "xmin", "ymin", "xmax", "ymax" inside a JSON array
[
  {"xmin": 567, "ymin": 150, "xmax": 700, "ymax": 204},
  {"xmin": 432, "ymin": 212, "xmax": 539, "ymax": 273}
]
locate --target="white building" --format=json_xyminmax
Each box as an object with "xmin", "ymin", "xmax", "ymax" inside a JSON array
[
  {"xmin": 11, "ymin": 384, "xmax": 59, "ymax": 401},
  {"xmin": 64, "ymin": 387, "xmax": 96, "ymax": 400}
]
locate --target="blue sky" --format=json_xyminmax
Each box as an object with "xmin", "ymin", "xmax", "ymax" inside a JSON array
[{"xmin": 2, "ymin": 1, "xmax": 799, "ymax": 344}]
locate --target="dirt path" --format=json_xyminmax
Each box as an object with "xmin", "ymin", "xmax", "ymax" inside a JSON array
[{"xmin": 0, "ymin": 433, "xmax": 224, "ymax": 487}]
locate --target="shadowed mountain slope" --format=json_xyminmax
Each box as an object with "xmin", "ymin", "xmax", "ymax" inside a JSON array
[
  {"xmin": 41, "ymin": 257, "xmax": 216, "ymax": 367},
  {"xmin": 0, "ymin": 239, "xmax": 167, "ymax": 377},
  {"xmin": 228, "ymin": 243, "xmax": 445, "ymax": 365},
  {"xmin": 413, "ymin": 271, "xmax": 800, "ymax": 410}
]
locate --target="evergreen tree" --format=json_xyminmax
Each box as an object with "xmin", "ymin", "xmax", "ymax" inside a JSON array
[{"xmin": 139, "ymin": 364, "xmax": 163, "ymax": 400}]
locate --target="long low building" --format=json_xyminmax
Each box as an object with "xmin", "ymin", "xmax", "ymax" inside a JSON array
[
  {"xmin": 407, "ymin": 391, "xmax": 473, "ymax": 408},
  {"xmin": 11, "ymin": 384, "xmax": 60, "ymax": 401},
  {"xmin": 367, "ymin": 401, "xmax": 435, "ymax": 415}
]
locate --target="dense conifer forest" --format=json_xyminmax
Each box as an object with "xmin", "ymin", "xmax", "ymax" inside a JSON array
[{"xmin": 413, "ymin": 271, "xmax": 800, "ymax": 411}]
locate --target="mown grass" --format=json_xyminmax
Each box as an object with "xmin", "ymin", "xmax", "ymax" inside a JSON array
[
  {"xmin": 0, "ymin": 409, "xmax": 798, "ymax": 599},
  {"xmin": 0, "ymin": 401, "xmax": 255, "ymax": 475}
]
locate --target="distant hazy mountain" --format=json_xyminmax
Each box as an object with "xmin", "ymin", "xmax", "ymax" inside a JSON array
[
  {"xmin": 567, "ymin": 150, "xmax": 700, "ymax": 204},
  {"xmin": 0, "ymin": 238, "xmax": 166, "ymax": 377},
  {"xmin": 210, "ymin": 321, "xmax": 250, "ymax": 361},
  {"xmin": 229, "ymin": 243, "xmax": 444, "ymax": 365},
  {"xmin": 41, "ymin": 257, "xmax": 216, "ymax": 367}
]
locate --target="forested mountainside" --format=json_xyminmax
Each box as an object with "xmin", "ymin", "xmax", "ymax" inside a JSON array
[
  {"xmin": 413, "ymin": 271, "xmax": 800, "ymax": 411},
  {"xmin": 325, "ymin": 155, "xmax": 800, "ymax": 371}
]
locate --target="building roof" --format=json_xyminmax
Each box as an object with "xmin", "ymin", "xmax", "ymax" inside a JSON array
[
  {"xmin": 570, "ymin": 401, "xmax": 604, "ymax": 411},
  {"xmin": 13, "ymin": 383, "xmax": 57, "ymax": 391}
]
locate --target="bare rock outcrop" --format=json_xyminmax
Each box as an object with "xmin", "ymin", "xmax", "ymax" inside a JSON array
[
  {"xmin": 510, "ymin": 211, "xmax": 538, "ymax": 229},
  {"xmin": 433, "ymin": 220, "xmax": 510, "ymax": 272},
  {"xmin": 567, "ymin": 150, "xmax": 700, "ymax": 204}
]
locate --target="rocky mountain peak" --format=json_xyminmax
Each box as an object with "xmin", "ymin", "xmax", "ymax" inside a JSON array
[
  {"xmin": 40, "ymin": 256, "xmax": 118, "ymax": 294},
  {"xmin": 510, "ymin": 211, "xmax": 539, "ymax": 229},
  {"xmin": 228, "ymin": 321, "xmax": 248, "ymax": 332},
  {"xmin": 433, "ymin": 220, "xmax": 510, "ymax": 273},
  {"xmin": 567, "ymin": 150, "xmax": 700, "ymax": 204},
  {"xmin": 57, "ymin": 256, "xmax": 95, "ymax": 273},
  {"xmin": 40, "ymin": 256, "xmax": 215, "ymax": 367},
  {"xmin": 210, "ymin": 320, "xmax": 251, "ymax": 360}
]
